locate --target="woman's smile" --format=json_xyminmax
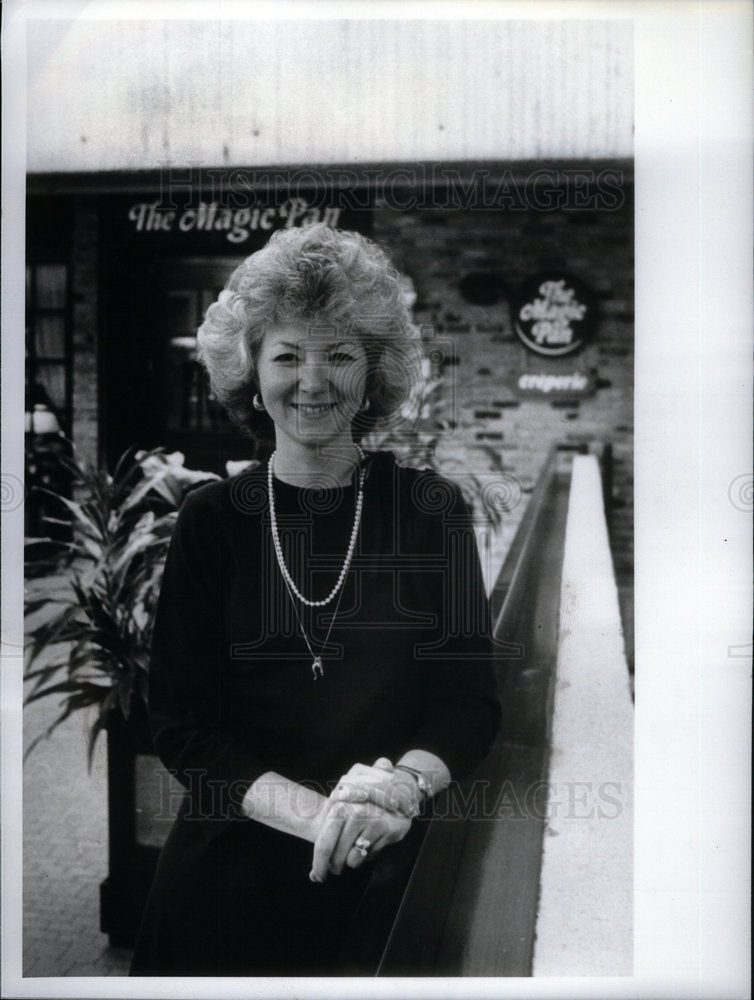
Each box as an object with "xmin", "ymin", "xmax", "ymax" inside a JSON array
[
  {"xmin": 257, "ymin": 321, "xmax": 367, "ymax": 451},
  {"xmin": 290, "ymin": 401, "xmax": 337, "ymax": 416}
]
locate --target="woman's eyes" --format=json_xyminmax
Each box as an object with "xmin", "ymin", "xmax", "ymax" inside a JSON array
[{"xmin": 271, "ymin": 351, "xmax": 356, "ymax": 364}]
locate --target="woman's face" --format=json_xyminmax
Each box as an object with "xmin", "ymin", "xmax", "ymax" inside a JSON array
[{"xmin": 256, "ymin": 321, "xmax": 368, "ymax": 451}]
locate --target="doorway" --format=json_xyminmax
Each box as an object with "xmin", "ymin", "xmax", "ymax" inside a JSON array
[{"xmin": 103, "ymin": 255, "xmax": 273, "ymax": 475}]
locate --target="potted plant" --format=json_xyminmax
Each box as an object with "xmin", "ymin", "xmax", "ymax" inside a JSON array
[
  {"xmin": 25, "ymin": 449, "xmax": 219, "ymax": 752},
  {"xmin": 24, "ymin": 446, "xmax": 220, "ymax": 945}
]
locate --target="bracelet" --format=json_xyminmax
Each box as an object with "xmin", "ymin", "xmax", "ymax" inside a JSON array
[{"xmin": 394, "ymin": 764, "xmax": 432, "ymax": 799}]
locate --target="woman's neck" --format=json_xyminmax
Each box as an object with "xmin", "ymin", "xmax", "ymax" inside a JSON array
[{"xmin": 271, "ymin": 438, "xmax": 362, "ymax": 487}]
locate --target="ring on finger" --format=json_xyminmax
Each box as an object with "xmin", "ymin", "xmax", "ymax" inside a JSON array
[{"xmin": 354, "ymin": 836, "xmax": 371, "ymax": 858}]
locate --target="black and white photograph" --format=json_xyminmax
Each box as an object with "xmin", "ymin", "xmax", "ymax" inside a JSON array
[{"xmin": 1, "ymin": 1, "xmax": 750, "ymax": 997}]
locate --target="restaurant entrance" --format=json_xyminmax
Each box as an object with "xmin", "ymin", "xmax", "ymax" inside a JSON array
[
  {"xmin": 156, "ymin": 256, "xmax": 266, "ymax": 472},
  {"xmin": 102, "ymin": 253, "xmax": 271, "ymax": 475}
]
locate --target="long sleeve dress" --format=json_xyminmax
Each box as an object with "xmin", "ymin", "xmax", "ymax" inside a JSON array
[{"xmin": 130, "ymin": 450, "xmax": 501, "ymax": 976}]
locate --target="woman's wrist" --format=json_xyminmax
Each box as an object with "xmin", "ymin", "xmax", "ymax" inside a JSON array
[
  {"xmin": 327, "ymin": 753, "xmax": 451, "ymax": 821},
  {"xmin": 395, "ymin": 750, "xmax": 451, "ymax": 800},
  {"xmin": 240, "ymin": 772, "xmax": 330, "ymax": 843},
  {"xmin": 393, "ymin": 763, "xmax": 432, "ymax": 802}
]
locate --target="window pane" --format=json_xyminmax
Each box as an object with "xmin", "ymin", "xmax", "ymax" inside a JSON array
[
  {"xmin": 36, "ymin": 264, "xmax": 67, "ymax": 308},
  {"xmin": 35, "ymin": 364, "xmax": 66, "ymax": 411},
  {"xmin": 165, "ymin": 289, "xmax": 197, "ymax": 339},
  {"xmin": 165, "ymin": 291, "xmax": 199, "ymax": 431},
  {"xmin": 35, "ymin": 316, "xmax": 66, "ymax": 358}
]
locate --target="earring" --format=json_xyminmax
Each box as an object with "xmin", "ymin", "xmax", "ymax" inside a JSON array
[
  {"xmin": 359, "ymin": 397, "xmax": 371, "ymax": 412},
  {"xmin": 253, "ymin": 393, "xmax": 266, "ymax": 412}
]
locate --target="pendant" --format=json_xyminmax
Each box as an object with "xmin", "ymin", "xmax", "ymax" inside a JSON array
[{"xmin": 312, "ymin": 657, "xmax": 324, "ymax": 680}]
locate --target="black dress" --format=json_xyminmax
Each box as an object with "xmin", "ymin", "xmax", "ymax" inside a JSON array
[{"xmin": 130, "ymin": 451, "xmax": 500, "ymax": 976}]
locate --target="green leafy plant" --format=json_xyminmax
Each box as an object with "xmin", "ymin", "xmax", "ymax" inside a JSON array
[{"xmin": 24, "ymin": 447, "xmax": 219, "ymax": 765}]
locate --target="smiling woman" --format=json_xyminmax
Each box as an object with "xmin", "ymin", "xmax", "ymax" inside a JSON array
[
  {"xmin": 129, "ymin": 224, "xmax": 501, "ymax": 976},
  {"xmin": 255, "ymin": 323, "xmax": 368, "ymax": 477},
  {"xmin": 195, "ymin": 223, "xmax": 419, "ymax": 446}
]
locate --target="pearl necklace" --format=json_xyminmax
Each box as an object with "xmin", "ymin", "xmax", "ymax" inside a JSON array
[
  {"xmin": 268, "ymin": 446, "xmax": 366, "ymax": 678},
  {"xmin": 268, "ymin": 445, "xmax": 366, "ymax": 608}
]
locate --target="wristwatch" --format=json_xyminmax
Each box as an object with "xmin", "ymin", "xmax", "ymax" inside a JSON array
[{"xmin": 394, "ymin": 764, "xmax": 432, "ymax": 800}]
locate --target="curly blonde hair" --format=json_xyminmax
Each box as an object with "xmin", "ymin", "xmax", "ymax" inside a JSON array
[{"xmin": 197, "ymin": 223, "xmax": 421, "ymax": 438}]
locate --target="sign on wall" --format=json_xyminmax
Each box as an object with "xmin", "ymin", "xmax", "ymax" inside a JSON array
[
  {"xmin": 126, "ymin": 197, "xmax": 343, "ymax": 245},
  {"xmin": 103, "ymin": 190, "xmax": 373, "ymax": 255},
  {"xmin": 509, "ymin": 371, "xmax": 596, "ymax": 401},
  {"xmin": 511, "ymin": 274, "xmax": 596, "ymax": 357}
]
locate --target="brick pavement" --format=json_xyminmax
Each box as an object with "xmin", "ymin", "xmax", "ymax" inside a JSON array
[{"xmin": 23, "ymin": 680, "xmax": 132, "ymax": 977}]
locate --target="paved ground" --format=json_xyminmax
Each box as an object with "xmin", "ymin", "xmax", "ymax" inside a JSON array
[
  {"xmin": 22, "ymin": 687, "xmax": 133, "ymax": 977},
  {"xmin": 17, "ymin": 570, "xmax": 130, "ymax": 978}
]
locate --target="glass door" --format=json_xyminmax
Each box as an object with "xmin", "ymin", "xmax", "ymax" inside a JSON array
[{"xmin": 147, "ymin": 258, "xmax": 272, "ymax": 475}]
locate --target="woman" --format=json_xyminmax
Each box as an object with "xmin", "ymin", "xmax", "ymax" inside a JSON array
[{"xmin": 130, "ymin": 223, "xmax": 500, "ymax": 976}]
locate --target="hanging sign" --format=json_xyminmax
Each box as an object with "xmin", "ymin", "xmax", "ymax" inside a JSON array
[{"xmin": 511, "ymin": 274, "xmax": 596, "ymax": 357}]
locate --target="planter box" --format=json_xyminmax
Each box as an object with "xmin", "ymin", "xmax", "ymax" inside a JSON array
[{"xmin": 99, "ymin": 701, "xmax": 179, "ymax": 948}]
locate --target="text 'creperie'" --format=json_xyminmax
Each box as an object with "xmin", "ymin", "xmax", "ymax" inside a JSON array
[
  {"xmin": 127, "ymin": 199, "xmax": 342, "ymax": 243},
  {"xmin": 518, "ymin": 373, "xmax": 590, "ymax": 393}
]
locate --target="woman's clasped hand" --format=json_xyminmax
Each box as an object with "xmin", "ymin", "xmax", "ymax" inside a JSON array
[{"xmin": 310, "ymin": 757, "xmax": 422, "ymax": 881}]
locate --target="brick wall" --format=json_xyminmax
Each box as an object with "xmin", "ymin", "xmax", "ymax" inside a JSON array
[{"xmin": 372, "ymin": 183, "xmax": 634, "ymax": 655}]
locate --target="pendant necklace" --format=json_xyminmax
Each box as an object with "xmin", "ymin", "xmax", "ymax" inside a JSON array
[
  {"xmin": 280, "ymin": 574, "xmax": 346, "ymax": 679},
  {"xmin": 268, "ymin": 446, "xmax": 366, "ymax": 678}
]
